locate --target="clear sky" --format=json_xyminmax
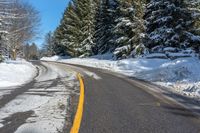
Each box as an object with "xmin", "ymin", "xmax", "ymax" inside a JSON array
[{"xmin": 26, "ymin": 0, "xmax": 69, "ymax": 48}]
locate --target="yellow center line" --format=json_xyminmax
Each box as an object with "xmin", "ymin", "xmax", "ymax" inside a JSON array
[{"xmin": 70, "ymin": 73, "xmax": 85, "ymax": 133}]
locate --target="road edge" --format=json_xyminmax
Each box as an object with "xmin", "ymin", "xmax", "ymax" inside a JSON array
[{"xmin": 70, "ymin": 73, "xmax": 85, "ymax": 133}]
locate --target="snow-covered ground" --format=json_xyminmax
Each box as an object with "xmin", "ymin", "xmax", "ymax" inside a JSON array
[
  {"xmin": 0, "ymin": 62, "xmax": 78, "ymax": 133},
  {"xmin": 0, "ymin": 59, "xmax": 37, "ymax": 98},
  {"xmin": 0, "ymin": 59, "xmax": 37, "ymax": 87},
  {"xmin": 41, "ymin": 55, "xmax": 200, "ymax": 99},
  {"xmin": 41, "ymin": 55, "xmax": 70, "ymax": 62}
]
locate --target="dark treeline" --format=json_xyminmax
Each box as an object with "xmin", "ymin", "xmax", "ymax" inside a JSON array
[{"xmin": 46, "ymin": 0, "xmax": 200, "ymax": 60}]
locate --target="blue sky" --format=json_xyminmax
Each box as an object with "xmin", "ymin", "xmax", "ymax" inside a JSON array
[{"xmin": 26, "ymin": 0, "xmax": 69, "ymax": 48}]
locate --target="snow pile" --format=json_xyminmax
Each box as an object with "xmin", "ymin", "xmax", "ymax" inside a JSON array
[
  {"xmin": 40, "ymin": 55, "xmax": 61, "ymax": 61},
  {"xmin": 0, "ymin": 59, "xmax": 37, "ymax": 87},
  {"xmin": 42, "ymin": 55, "xmax": 200, "ymax": 99},
  {"xmin": 40, "ymin": 55, "xmax": 69, "ymax": 62}
]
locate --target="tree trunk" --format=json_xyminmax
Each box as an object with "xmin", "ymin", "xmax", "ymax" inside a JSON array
[{"xmin": 11, "ymin": 49, "xmax": 17, "ymax": 60}]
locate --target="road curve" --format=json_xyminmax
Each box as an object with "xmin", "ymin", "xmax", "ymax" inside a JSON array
[
  {"xmin": 59, "ymin": 63, "xmax": 200, "ymax": 133},
  {"xmin": 1, "ymin": 61, "xmax": 200, "ymax": 133}
]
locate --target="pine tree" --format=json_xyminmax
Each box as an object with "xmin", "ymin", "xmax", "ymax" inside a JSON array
[
  {"xmin": 53, "ymin": 2, "xmax": 80, "ymax": 56},
  {"xmin": 185, "ymin": 0, "xmax": 200, "ymax": 52},
  {"xmin": 53, "ymin": 27, "xmax": 67, "ymax": 55},
  {"xmin": 111, "ymin": 0, "xmax": 145, "ymax": 59},
  {"xmin": 54, "ymin": 0, "xmax": 200, "ymax": 58},
  {"xmin": 78, "ymin": 0, "xmax": 97, "ymax": 57},
  {"xmin": 63, "ymin": 1, "xmax": 82, "ymax": 57},
  {"xmin": 144, "ymin": 0, "xmax": 200, "ymax": 54},
  {"xmin": 55, "ymin": 0, "xmax": 96, "ymax": 57},
  {"xmin": 94, "ymin": 0, "xmax": 118, "ymax": 54}
]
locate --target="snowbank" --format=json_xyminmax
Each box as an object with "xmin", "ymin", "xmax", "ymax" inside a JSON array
[
  {"xmin": 0, "ymin": 59, "xmax": 37, "ymax": 87},
  {"xmin": 41, "ymin": 56, "xmax": 200, "ymax": 99},
  {"xmin": 40, "ymin": 55, "xmax": 69, "ymax": 61}
]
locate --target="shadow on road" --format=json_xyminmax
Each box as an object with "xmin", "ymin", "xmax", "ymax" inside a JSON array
[{"xmin": 0, "ymin": 111, "xmax": 34, "ymax": 133}]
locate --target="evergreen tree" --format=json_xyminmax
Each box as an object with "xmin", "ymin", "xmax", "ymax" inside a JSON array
[
  {"xmin": 53, "ymin": 27, "xmax": 67, "ymax": 55},
  {"xmin": 78, "ymin": 0, "xmax": 97, "ymax": 57},
  {"xmin": 62, "ymin": 1, "xmax": 82, "ymax": 57},
  {"xmin": 94, "ymin": 0, "xmax": 118, "ymax": 54},
  {"xmin": 111, "ymin": 0, "xmax": 145, "ymax": 59},
  {"xmin": 54, "ymin": 0, "xmax": 96, "ymax": 57},
  {"xmin": 185, "ymin": 0, "xmax": 200, "ymax": 52},
  {"xmin": 53, "ymin": 2, "xmax": 80, "ymax": 56},
  {"xmin": 144, "ymin": 0, "xmax": 200, "ymax": 54},
  {"xmin": 54, "ymin": 0, "xmax": 200, "ymax": 58}
]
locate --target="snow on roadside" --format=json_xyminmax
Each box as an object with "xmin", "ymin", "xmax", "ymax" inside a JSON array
[
  {"xmin": 0, "ymin": 59, "xmax": 37, "ymax": 88},
  {"xmin": 40, "ymin": 55, "xmax": 61, "ymax": 61},
  {"xmin": 0, "ymin": 62, "xmax": 78, "ymax": 133},
  {"xmin": 41, "ymin": 55, "xmax": 200, "ymax": 99},
  {"xmin": 0, "ymin": 59, "xmax": 37, "ymax": 98},
  {"xmin": 40, "ymin": 55, "xmax": 69, "ymax": 62}
]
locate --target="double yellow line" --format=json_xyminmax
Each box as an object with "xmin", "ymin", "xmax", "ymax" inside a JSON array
[{"xmin": 70, "ymin": 73, "xmax": 85, "ymax": 133}]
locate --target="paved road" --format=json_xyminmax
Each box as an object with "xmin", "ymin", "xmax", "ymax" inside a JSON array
[
  {"xmin": 64, "ymin": 63, "xmax": 200, "ymax": 133},
  {"xmin": 0, "ymin": 61, "xmax": 200, "ymax": 133}
]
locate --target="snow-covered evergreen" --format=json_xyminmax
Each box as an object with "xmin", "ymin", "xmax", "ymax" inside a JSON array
[
  {"xmin": 78, "ymin": 0, "xmax": 96, "ymax": 57},
  {"xmin": 111, "ymin": 0, "xmax": 145, "ymax": 59},
  {"xmin": 94, "ymin": 0, "xmax": 118, "ymax": 54},
  {"xmin": 54, "ymin": 0, "xmax": 96, "ymax": 57},
  {"xmin": 53, "ymin": 0, "xmax": 200, "ymax": 59},
  {"xmin": 186, "ymin": 0, "xmax": 200, "ymax": 52},
  {"xmin": 144, "ymin": 0, "xmax": 200, "ymax": 54}
]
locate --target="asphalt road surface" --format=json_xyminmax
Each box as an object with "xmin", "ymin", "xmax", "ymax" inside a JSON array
[
  {"xmin": 0, "ymin": 61, "xmax": 200, "ymax": 133},
  {"xmin": 70, "ymin": 64, "xmax": 200, "ymax": 133}
]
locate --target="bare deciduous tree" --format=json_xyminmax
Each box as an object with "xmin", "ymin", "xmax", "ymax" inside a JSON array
[{"xmin": 0, "ymin": 0, "xmax": 40, "ymax": 60}]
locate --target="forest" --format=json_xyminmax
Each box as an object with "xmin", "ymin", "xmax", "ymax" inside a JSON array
[
  {"xmin": 0, "ymin": 0, "xmax": 200, "ymax": 61},
  {"xmin": 42, "ymin": 0, "xmax": 200, "ymax": 60}
]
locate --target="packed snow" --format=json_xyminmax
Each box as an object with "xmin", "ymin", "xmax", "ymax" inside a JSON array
[
  {"xmin": 40, "ymin": 56, "xmax": 61, "ymax": 61},
  {"xmin": 0, "ymin": 62, "xmax": 78, "ymax": 133},
  {"xmin": 40, "ymin": 55, "xmax": 69, "ymax": 62},
  {"xmin": 41, "ymin": 55, "xmax": 200, "ymax": 99},
  {"xmin": 0, "ymin": 59, "xmax": 37, "ymax": 88}
]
